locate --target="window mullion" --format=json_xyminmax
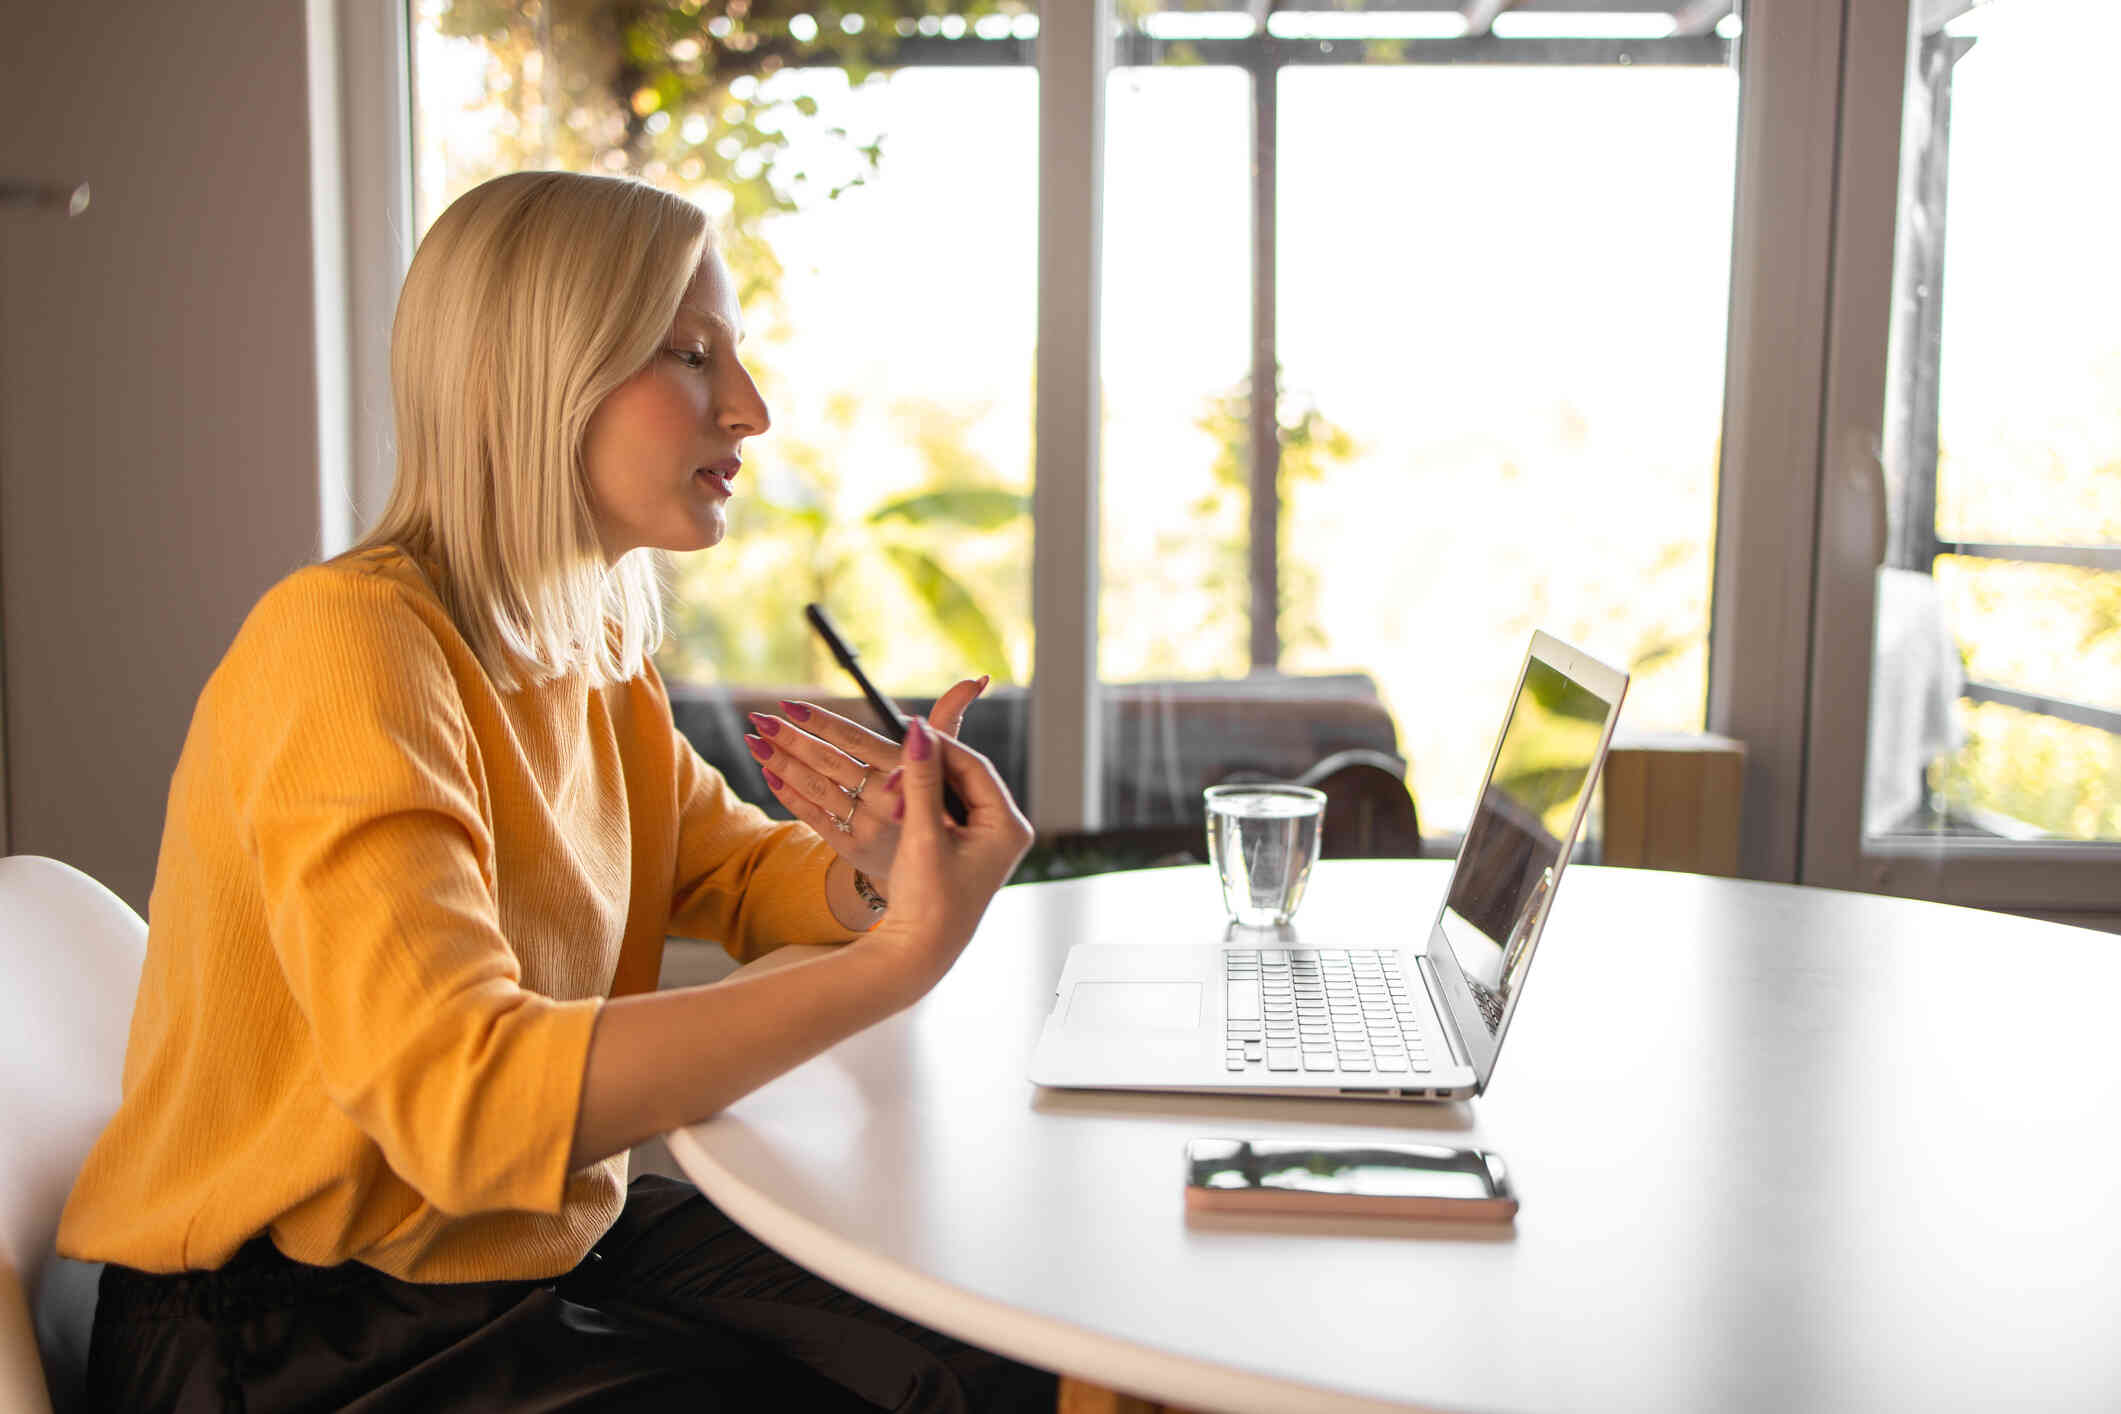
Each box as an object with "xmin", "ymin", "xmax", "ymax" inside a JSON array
[
  {"xmin": 1030, "ymin": 3, "xmax": 1111, "ymax": 832},
  {"xmin": 1706, "ymin": 0, "xmax": 1853, "ymax": 881},
  {"xmin": 334, "ymin": 0, "xmax": 414, "ymax": 542},
  {"xmin": 1800, "ymin": 0, "xmax": 1920, "ymax": 890},
  {"xmin": 1248, "ymin": 45, "xmax": 1280, "ymax": 674}
]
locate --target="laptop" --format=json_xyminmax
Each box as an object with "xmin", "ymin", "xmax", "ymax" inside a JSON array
[{"xmin": 1028, "ymin": 631, "xmax": 1629, "ymax": 1102}]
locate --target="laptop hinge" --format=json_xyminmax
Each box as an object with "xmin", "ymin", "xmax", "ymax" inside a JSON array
[{"xmin": 1416, "ymin": 954, "xmax": 1473, "ymax": 1070}]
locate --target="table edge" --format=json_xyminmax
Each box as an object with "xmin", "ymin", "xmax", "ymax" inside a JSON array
[{"xmin": 664, "ymin": 1122, "xmax": 1457, "ymax": 1414}]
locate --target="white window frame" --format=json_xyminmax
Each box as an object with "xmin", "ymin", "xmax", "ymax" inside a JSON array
[
  {"xmin": 311, "ymin": 0, "xmax": 414, "ymax": 551},
  {"xmin": 1029, "ymin": 2, "xmax": 1109, "ymax": 833},
  {"xmin": 1799, "ymin": 0, "xmax": 2121, "ymax": 910},
  {"xmin": 1707, "ymin": 0, "xmax": 1853, "ymax": 882}
]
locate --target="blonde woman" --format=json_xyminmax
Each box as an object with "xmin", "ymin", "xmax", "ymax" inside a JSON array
[{"xmin": 58, "ymin": 171, "xmax": 1052, "ymax": 1412}]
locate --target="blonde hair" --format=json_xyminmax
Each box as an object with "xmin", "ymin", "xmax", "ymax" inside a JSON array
[{"xmin": 343, "ymin": 170, "xmax": 710, "ymax": 692}]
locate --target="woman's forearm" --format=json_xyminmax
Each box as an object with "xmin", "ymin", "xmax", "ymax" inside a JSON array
[{"xmin": 568, "ymin": 941, "xmax": 910, "ymax": 1170}]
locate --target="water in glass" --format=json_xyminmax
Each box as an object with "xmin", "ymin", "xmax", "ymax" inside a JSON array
[{"xmin": 1206, "ymin": 786, "xmax": 1324, "ymax": 926}]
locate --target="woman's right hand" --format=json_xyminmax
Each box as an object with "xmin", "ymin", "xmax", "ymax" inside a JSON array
[{"xmin": 858, "ymin": 716, "xmax": 1033, "ymax": 1004}]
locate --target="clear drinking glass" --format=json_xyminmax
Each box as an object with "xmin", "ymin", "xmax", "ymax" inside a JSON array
[{"xmin": 1204, "ymin": 784, "xmax": 1327, "ymax": 926}]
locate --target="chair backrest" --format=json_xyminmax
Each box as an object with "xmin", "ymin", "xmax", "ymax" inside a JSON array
[
  {"xmin": 1022, "ymin": 749, "xmax": 1424, "ymax": 883},
  {"xmin": 0, "ymin": 855, "xmax": 148, "ymax": 1414},
  {"xmin": 1293, "ymin": 748, "xmax": 1424, "ymax": 860}
]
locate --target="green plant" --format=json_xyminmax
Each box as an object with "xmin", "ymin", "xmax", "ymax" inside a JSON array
[{"xmin": 658, "ymin": 394, "xmax": 1030, "ymax": 688}]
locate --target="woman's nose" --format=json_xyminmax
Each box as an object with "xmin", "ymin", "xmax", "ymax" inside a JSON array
[{"xmin": 719, "ymin": 368, "xmax": 770, "ymax": 437}]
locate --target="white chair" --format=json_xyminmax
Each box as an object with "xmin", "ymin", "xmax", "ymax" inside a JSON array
[{"xmin": 0, "ymin": 855, "xmax": 148, "ymax": 1414}]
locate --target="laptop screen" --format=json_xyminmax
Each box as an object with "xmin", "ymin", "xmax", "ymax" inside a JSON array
[{"xmin": 1425, "ymin": 637, "xmax": 1625, "ymax": 1088}]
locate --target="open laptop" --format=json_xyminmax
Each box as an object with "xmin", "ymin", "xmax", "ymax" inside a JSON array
[{"xmin": 1028, "ymin": 631, "xmax": 1629, "ymax": 1102}]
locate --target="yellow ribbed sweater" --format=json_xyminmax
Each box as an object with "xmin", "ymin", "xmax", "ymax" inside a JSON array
[{"xmin": 57, "ymin": 545, "xmax": 847, "ymax": 1283}]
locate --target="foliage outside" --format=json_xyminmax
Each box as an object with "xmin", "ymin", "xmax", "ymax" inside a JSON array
[
  {"xmin": 1924, "ymin": 383, "xmax": 2121, "ymax": 840},
  {"xmin": 421, "ymin": 0, "xmax": 1036, "ymax": 690}
]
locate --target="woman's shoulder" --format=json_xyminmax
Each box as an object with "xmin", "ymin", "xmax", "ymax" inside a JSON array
[
  {"xmin": 316, "ymin": 542, "xmax": 447, "ymax": 600},
  {"xmin": 191, "ymin": 552, "xmax": 482, "ymax": 811},
  {"xmin": 221, "ymin": 547, "xmax": 461, "ymax": 692}
]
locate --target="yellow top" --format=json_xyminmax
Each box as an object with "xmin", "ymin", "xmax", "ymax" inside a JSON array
[{"xmin": 57, "ymin": 545, "xmax": 846, "ymax": 1283}]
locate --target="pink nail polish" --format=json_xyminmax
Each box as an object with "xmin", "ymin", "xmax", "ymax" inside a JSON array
[
  {"xmin": 747, "ymin": 712, "xmax": 780, "ymax": 737},
  {"xmin": 885, "ymin": 767, "xmax": 904, "ymax": 791},
  {"xmin": 745, "ymin": 734, "xmax": 773, "ymax": 761},
  {"xmin": 763, "ymin": 767, "xmax": 784, "ymax": 790},
  {"xmin": 780, "ymin": 699, "xmax": 812, "ymax": 722},
  {"xmin": 892, "ymin": 794, "xmax": 905, "ymax": 821},
  {"xmin": 905, "ymin": 718, "xmax": 932, "ymax": 762}
]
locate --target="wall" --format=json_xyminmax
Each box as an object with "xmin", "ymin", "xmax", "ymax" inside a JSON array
[{"xmin": 1, "ymin": 0, "xmax": 327, "ymax": 913}]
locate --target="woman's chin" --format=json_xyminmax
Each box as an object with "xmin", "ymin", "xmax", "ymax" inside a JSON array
[{"xmin": 668, "ymin": 509, "xmax": 727, "ymax": 553}]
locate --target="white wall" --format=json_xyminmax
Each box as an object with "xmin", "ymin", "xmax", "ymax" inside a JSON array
[{"xmin": 1, "ymin": 0, "xmax": 329, "ymax": 913}]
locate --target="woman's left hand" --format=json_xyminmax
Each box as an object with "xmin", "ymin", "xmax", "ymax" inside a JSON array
[{"xmin": 744, "ymin": 674, "xmax": 989, "ymax": 883}]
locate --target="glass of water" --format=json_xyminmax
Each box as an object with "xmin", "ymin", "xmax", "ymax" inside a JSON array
[{"xmin": 1204, "ymin": 783, "xmax": 1327, "ymax": 927}]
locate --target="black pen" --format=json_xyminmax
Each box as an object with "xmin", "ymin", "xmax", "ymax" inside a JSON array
[{"xmin": 804, "ymin": 603, "xmax": 971, "ymax": 826}]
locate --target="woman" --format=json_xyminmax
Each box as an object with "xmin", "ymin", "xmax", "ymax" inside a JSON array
[{"xmin": 58, "ymin": 170, "xmax": 1050, "ymax": 1411}]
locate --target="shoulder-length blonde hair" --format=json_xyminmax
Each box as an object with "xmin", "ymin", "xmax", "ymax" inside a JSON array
[{"xmin": 343, "ymin": 170, "xmax": 709, "ymax": 692}]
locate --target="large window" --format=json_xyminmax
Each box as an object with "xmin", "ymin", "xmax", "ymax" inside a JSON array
[
  {"xmin": 1866, "ymin": 0, "xmax": 2121, "ymax": 845},
  {"xmin": 1275, "ymin": 60, "xmax": 1735, "ymax": 832},
  {"xmin": 1096, "ymin": 4, "xmax": 1740, "ymax": 836},
  {"xmin": 411, "ymin": 1, "xmax": 1740, "ymax": 844},
  {"xmin": 393, "ymin": 0, "xmax": 2120, "ymax": 915}
]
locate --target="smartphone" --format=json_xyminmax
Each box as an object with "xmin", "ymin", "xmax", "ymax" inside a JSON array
[
  {"xmin": 1184, "ymin": 1139, "xmax": 1518, "ymax": 1221},
  {"xmin": 803, "ymin": 602, "xmax": 969, "ymax": 826}
]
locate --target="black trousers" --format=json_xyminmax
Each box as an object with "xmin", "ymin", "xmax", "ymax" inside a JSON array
[{"xmin": 86, "ymin": 1175, "xmax": 1059, "ymax": 1413}]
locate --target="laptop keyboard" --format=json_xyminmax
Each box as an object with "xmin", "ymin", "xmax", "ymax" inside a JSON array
[{"xmin": 1224, "ymin": 949, "xmax": 1432, "ymax": 1074}]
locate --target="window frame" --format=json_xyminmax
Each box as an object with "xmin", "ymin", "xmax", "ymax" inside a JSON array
[
  {"xmin": 1799, "ymin": 0, "xmax": 2121, "ymax": 908},
  {"xmin": 317, "ymin": 0, "xmax": 414, "ymax": 559}
]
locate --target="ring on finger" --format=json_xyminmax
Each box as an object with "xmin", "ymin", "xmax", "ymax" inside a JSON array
[
  {"xmin": 830, "ymin": 802, "xmax": 856, "ymax": 835},
  {"xmin": 847, "ymin": 766, "xmax": 873, "ymax": 804}
]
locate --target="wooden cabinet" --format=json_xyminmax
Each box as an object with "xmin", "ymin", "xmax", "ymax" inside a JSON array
[{"xmin": 1600, "ymin": 733, "xmax": 1747, "ymax": 878}]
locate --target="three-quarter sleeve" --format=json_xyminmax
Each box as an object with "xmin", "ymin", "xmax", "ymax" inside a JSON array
[{"xmin": 224, "ymin": 573, "xmax": 600, "ymax": 1218}]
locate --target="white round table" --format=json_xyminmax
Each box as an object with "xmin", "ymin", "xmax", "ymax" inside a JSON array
[{"xmin": 667, "ymin": 860, "xmax": 2121, "ymax": 1413}]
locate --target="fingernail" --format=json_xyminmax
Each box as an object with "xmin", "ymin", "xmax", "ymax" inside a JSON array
[
  {"xmin": 885, "ymin": 767, "xmax": 903, "ymax": 792},
  {"xmin": 745, "ymin": 734, "xmax": 773, "ymax": 761},
  {"xmin": 905, "ymin": 718, "xmax": 932, "ymax": 761},
  {"xmin": 763, "ymin": 767, "xmax": 784, "ymax": 790},
  {"xmin": 780, "ymin": 699, "xmax": 812, "ymax": 722},
  {"xmin": 747, "ymin": 712, "xmax": 780, "ymax": 737},
  {"xmin": 976, "ymin": 674, "xmax": 990, "ymax": 693},
  {"xmin": 893, "ymin": 794, "xmax": 906, "ymax": 821}
]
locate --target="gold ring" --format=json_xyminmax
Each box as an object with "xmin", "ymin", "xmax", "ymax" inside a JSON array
[
  {"xmin": 831, "ymin": 803, "xmax": 856, "ymax": 835},
  {"xmin": 847, "ymin": 768, "xmax": 873, "ymax": 804}
]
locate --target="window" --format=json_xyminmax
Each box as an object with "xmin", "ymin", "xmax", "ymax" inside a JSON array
[
  {"xmin": 1096, "ymin": 3, "xmax": 1741, "ymax": 838},
  {"xmin": 410, "ymin": 0, "xmax": 1742, "ymax": 842},
  {"xmin": 387, "ymin": 0, "xmax": 2118, "ymax": 914},
  {"xmin": 1798, "ymin": 0, "xmax": 2120, "ymax": 912},
  {"xmin": 1868, "ymin": 0, "xmax": 2121, "ymax": 845}
]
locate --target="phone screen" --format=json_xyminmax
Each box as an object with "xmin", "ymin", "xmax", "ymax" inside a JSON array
[{"xmin": 1187, "ymin": 1139, "xmax": 1502, "ymax": 1201}]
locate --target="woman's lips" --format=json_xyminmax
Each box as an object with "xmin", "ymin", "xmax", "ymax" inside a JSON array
[{"xmin": 695, "ymin": 461, "xmax": 739, "ymax": 493}]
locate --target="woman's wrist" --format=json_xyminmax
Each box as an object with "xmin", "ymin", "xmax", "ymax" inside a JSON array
[
  {"xmin": 824, "ymin": 856, "xmax": 886, "ymax": 933},
  {"xmin": 847, "ymin": 916, "xmax": 953, "ymax": 1010}
]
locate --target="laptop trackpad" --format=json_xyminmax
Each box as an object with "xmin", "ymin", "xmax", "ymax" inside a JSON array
[{"xmin": 1064, "ymin": 981, "xmax": 1203, "ymax": 1032}]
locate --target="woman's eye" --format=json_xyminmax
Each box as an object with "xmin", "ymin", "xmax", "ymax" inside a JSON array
[{"xmin": 668, "ymin": 348, "xmax": 708, "ymax": 370}]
